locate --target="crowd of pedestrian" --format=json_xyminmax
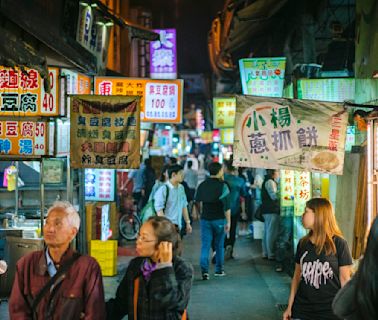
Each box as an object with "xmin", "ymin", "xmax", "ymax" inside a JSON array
[{"xmin": 7, "ymin": 153, "xmax": 378, "ymax": 320}]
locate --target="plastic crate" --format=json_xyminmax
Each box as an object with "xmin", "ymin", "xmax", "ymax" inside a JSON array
[{"xmin": 90, "ymin": 240, "xmax": 117, "ymax": 276}]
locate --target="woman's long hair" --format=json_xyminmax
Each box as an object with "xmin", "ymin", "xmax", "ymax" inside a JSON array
[
  {"xmin": 355, "ymin": 217, "xmax": 378, "ymax": 320},
  {"xmin": 301, "ymin": 198, "xmax": 343, "ymax": 255},
  {"xmin": 148, "ymin": 216, "xmax": 182, "ymax": 257}
]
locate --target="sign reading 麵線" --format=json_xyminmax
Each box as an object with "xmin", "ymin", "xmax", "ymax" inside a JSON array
[
  {"xmin": 239, "ymin": 57, "xmax": 286, "ymax": 97},
  {"xmin": 213, "ymin": 97, "xmax": 236, "ymax": 128},
  {"xmin": 94, "ymin": 77, "xmax": 183, "ymax": 123},
  {"xmin": 70, "ymin": 95, "xmax": 141, "ymax": 169},
  {"xmin": 150, "ymin": 29, "xmax": 177, "ymax": 79},
  {"xmin": 233, "ymin": 95, "xmax": 348, "ymax": 175},
  {"xmin": 0, "ymin": 67, "xmax": 59, "ymax": 116}
]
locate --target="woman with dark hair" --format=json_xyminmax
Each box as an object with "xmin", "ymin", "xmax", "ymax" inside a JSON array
[
  {"xmin": 106, "ymin": 216, "xmax": 193, "ymax": 320},
  {"xmin": 332, "ymin": 217, "xmax": 378, "ymax": 320},
  {"xmin": 283, "ymin": 198, "xmax": 352, "ymax": 320}
]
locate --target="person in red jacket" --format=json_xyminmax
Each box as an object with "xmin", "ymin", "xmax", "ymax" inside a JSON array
[{"xmin": 9, "ymin": 201, "xmax": 105, "ymax": 320}]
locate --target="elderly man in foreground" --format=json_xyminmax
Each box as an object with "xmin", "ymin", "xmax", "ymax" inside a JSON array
[{"xmin": 9, "ymin": 201, "xmax": 105, "ymax": 320}]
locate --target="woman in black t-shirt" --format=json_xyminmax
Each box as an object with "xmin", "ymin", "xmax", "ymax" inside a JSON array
[{"xmin": 283, "ymin": 198, "xmax": 352, "ymax": 320}]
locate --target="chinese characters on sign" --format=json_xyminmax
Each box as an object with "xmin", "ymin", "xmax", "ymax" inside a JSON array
[
  {"xmin": 220, "ymin": 128, "xmax": 234, "ymax": 145},
  {"xmin": 233, "ymin": 95, "xmax": 348, "ymax": 175},
  {"xmin": 70, "ymin": 95, "xmax": 141, "ymax": 169},
  {"xmin": 294, "ymin": 171, "xmax": 312, "ymax": 216},
  {"xmin": 0, "ymin": 120, "xmax": 47, "ymax": 156},
  {"xmin": 94, "ymin": 77, "xmax": 183, "ymax": 123},
  {"xmin": 280, "ymin": 170, "xmax": 295, "ymax": 207},
  {"xmin": 150, "ymin": 29, "xmax": 177, "ymax": 79},
  {"xmin": 85, "ymin": 169, "xmax": 115, "ymax": 201},
  {"xmin": 239, "ymin": 57, "xmax": 286, "ymax": 97},
  {"xmin": 297, "ymin": 79, "xmax": 355, "ymax": 102},
  {"xmin": 0, "ymin": 67, "xmax": 59, "ymax": 116},
  {"xmin": 213, "ymin": 97, "xmax": 236, "ymax": 128}
]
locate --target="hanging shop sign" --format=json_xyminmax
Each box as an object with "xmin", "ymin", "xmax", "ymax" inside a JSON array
[
  {"xmin": 42, "ymin": 159, "xmax": 64, "ymax": 184},
  {"xmin": 94, "ymin": 77, "xmax": 183, "ymax": 123},
  {"xmin": 0, "ymin": 120, "xmax": 48, "ymax": 156},
  {"xmin": 70, "ymin": 95, "xmax": 141, "ymax": 169},
  {"xmin": 280, "ymin": 170, "xmax": 295, "ymax": 207},
  {"xmin": 150, "ymin": 29, "xmax": 177, "ymax": 79},
  {"xmin": 76, "ymin": 5, "xmax": 110, "ymax": 73},
  {"xmin": 0, "ymin": 67, "xmax": 59, "ymax": 116},
  {"xmin": 85, "ymin": 169, "xmax": 115, "ymax": 202},
  {"xmin": 61, "ymin": 69, "xmax": 91, "ymax": 95},
  {"xmin": 297, "ymin": 78, "xmax": 355, "ymax": 102},
  {"xmin": 294, "ymin": 171, "xmax": 312, "ymax": 216},
  {"xmin": 233, "ymin": 95, "xmax": 348, "ymax": 175},
  {"xmin": 239, "ymin": 57, "xmax": 286, "ymax": 97},
  {"xmin": 220, "ymin": 128, "xmax": 234, "ymax": 145},
  {"xmin": 213, "ymin": 97, "xmax": 236, "ymax": 128}
]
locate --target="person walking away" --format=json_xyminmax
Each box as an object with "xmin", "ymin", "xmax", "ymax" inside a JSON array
[
  {"xmin": 283, "ymin": 198, "xmax": 352, "ymax": 320},
  {"xmin": 154, "ymin": 164, "xmax": 192, "ymax": 236},
  {"xmin": 195, "ymin": 162, "xmax": 231, "ymax": 280},
  {"xmin": 106, "ymin": 216, "xmax": 193, "ymax": 320},
  {"xmin": 9, "ymin": 201, "xmax": 105, "ymax": 320},
  {"xmin": 261, "ymin": 169, "xmax": 280, "ymax": 260},
  {"xmin": 141, "ymin": 158, "xmax": 156, "ymax": 208},
  {"xmin": 223, "ymin": 161, "xmax": 248, "ymax": 259},
  {"xmin": 332, "ymin": 216, "xmax": 378, "ymax": 320},
  {"xmin": 184, "ymin": 160, "xmax": 198, "ymax": 204},
  {"xmin": 250, "ymin": 168, "xmax": 266, "ymax": 220},
  {"xmin": 237, "ymin": 167, "xmax": 251, "ymax": 236}
]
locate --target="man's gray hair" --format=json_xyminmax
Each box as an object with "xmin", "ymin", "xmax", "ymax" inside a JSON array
[{"xmin": 47, "ymin": 201, "xmax": 81, "ymax": 230}]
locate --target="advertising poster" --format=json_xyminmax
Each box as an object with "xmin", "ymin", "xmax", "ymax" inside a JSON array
[
  {"xmin": 43, "ymin": 159, "xmax": 64, "ymax": 184},
  {"xmin": 280, "ymin": 170, "xmax": 295, "ymax": 208},
  {"xmin": 0, "ymin": 67, "xmax": 59, "ymax": 116},
  {"xmin": 94, "ymin": 77, "xmax": 183, "ymax": 123},
  {"xmin": 0, "ymin": 120, "xmax": 48, "ymax": 156},
  {"xmin": 213, "ymin": 97, "xmax": 236, "ymax": 128},
  {"xmin": 297, "ymin": 78, "xmax": 355, "ymax": 102},
  {"xmin": 150, "ymin": 29, "xmax": 177, "ymax": 79},
  {"xmin": 220, "ymin": 128, "xmax": 234, "ymax": 145},
  {"xmin": 85, "ymin": 169, "xmax": 115, "ymax": 201},
  {"xmin": 233, "ymin": 95, "xmax": 348, "ymax": 175},
  {"xmin": 70, "ymin": 95, "xmax": 140, "ymax": 169},
  {"xmin": 239, "ymin": 57, "xmax": 286, "ymax": 97}
]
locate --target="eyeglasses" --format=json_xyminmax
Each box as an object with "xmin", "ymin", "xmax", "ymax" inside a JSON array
[{"xmin": 136, "ymin": 234, "xmax": 157, "ymax": 243}]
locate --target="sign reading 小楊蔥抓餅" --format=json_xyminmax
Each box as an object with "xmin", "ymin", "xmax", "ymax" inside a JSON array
[
  {"xmin": 94, "ymin": 77, "xmax": 183, "ymax": 124},
  {"xmin": 0, "ymin": 67, "xmax": 59, "ymax": 116},
  {"xmin": 0, "ymin": 120, "xmax": 48, "ymax": 156},
  {"xmin": 70, "ymin": 95, "xmax": 141, "ymax": 169},
  {"xmin": 150, "ymin": 29, "xmax": 177, "ymax": 79},
  {"xmin": 213, "ymin": 97, "xmax": 236, "ymax": 128},
  {"xmin": 233, "ymin": 95, "xmax": 348, "ymax": 175}
]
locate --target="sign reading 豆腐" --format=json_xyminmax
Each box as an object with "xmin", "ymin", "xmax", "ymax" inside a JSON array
[
  {"xmin": 0, "ymin": 67, "xmax": 59, "ymax": 116},
  {"xmin": 0, "ymin": 120, "xmax": 48, "ymax": 156},
  {"xmin": 94, "ymin": 77, "xmax": 183, "ymax": 123},
  {"xmin": 213, "ymin": 97, "xmax": 236, "ymax": 128},
  {"xmin": 233, "ymin": 95, "xmax": 348, "ymax": 175},
  {"xmin": 239, "ymin": 57, "xmax": 286, "ymax": 97},
  {"xmin": 70, "ymin": 95, "xmax": 141, "ymax": 169},
  {"xmin": 150, "ymin": 29, "xmax": 177, "ymax": 79}
]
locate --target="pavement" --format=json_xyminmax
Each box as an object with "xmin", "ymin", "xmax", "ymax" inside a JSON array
[{"xmin": 0, "ymin": 221, "xmax": 291, "ymax": 319}]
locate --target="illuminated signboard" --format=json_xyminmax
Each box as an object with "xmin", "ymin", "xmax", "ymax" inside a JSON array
[
  {"xmin": 85, "ymin": 169, "xmax": 115, "ymax": 201},
  {"xmin": 297, "ymin": 78, "xmax": 355, "ymax": 102},
  {"xmin": 0, "ymin": 67, "xmax": 59, "ymax": 116},
  {"xmin": 94, "ymin": 77, "xmax": 183, "ymax": 123},
  {"xmin": 280, "ymin": 170, "xmax": 295, "ymax": 207},
  {"xmin": 150, "ymin": 29, "xmax": 177, "ymax": 79},
  {"xmin": 294, "ymin": 171, "xmax": 312, "ymax": 216},
  {"xmin": 220, "ymin": 128, "xmax": 234, "ymax": 145},
  {"xmin": 213, "ymin": 97, "xmax": 236, "ymax": 128},
  {"xmin": 239, "ymin": 57, "xmax": 286, "ymax": 97},
  {"xmin": 0, "ymin": 120, "xmax": 48, "ymax": 156}
]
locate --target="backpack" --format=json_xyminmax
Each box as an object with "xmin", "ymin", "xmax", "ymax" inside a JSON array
[{"xmin": 140, "ymin": 184, "xmax": 169, "ymax": 223}]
